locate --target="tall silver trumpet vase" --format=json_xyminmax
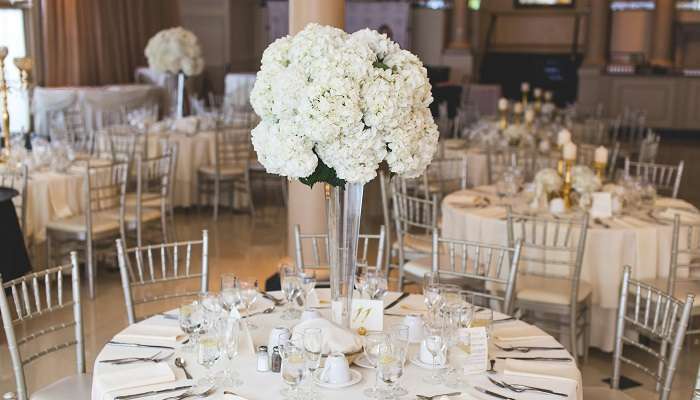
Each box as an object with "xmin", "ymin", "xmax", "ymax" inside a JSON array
[
  {"xmin": 326, "ymin": 182, "xmax": 364, "ymax": 329},
  {"xmin": 176, "ymin": 72, "xmax": 186, "ymax": 119}
]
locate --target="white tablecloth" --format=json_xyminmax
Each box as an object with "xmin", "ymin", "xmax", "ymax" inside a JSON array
[
  {"xmin": 441, "ymin": 187, "xmax": 694, "ymax": 351},
  {"xmin": 442, "ymin": 143, "xmax": 489, "ymax": 187},
  {"xmin": 91, "ymin": 290, "xmax": 582, "ymax": 400}
]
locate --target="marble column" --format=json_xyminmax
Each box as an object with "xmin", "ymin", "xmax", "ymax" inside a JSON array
[
  {"xmin": 286, "ymin": 0, "xmax": 345, "ymax": 256},
  {"xmin": 583, "ymin": 0, "xmax": 610, "ymax": 68},
  {"xmin": 650, "ymin": 0, "xmax": 675, "ymax": 67},
  {"xmin": 448, "ymin": 0, "xmax": 470, "ymax": 50}
]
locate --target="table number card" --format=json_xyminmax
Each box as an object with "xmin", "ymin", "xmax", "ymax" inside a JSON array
[
  {"xmin": 331, "ymin": 299, "xmax": 384, "ymax": 331},
  {"xmin": 591, "ymin": 192, "xmax": 613, "ymax": 219},
  {"xmin": 450, "ymin": 327, "xmax": 488, "ymax": 374}
]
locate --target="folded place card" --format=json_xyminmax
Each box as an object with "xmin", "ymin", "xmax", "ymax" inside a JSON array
[
  {"xmin": 331, "ymin": 299, "xmax": 384, "ymax": 331},
  {"xmin": 449, "ymin": 327, "xmax": 488, "ymax": 374},
  {"xmin": 591, "ymin": 192, "xmax": 613, "ymax": 219}
]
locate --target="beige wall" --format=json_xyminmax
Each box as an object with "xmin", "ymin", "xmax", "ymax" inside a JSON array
[
  {"xmin": 609, "ymin": 10, "xmax": 653, "ymax": 62},
  {"xmin": 411, "ymin": 8, "xmax": 448, "ymax": 66}
]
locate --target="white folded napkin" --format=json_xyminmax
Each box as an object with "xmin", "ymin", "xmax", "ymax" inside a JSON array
[
  {"xmin": 504, "ymin": 358, "xmax": 581, "ymax": 398},
  {"xmin": 493, "ymin": 324, "xmax": 550, "ymax": 342},
  {"xmin": 448, "ymin": 194, "xmax": 481, "ymax": 207},
  {"xmin": 291, "ymin": 318, "xmax": 363, "ymax": 354},
  {"xmin": 172, "ymin": 116, "xmax": 200, "ymax": 135},
  {"xmin": 95, "ymin": 363, "xmax": 176, "ymax": 399},
  {"xmin": 113, "ymin": 324, "xmax": 183, "ymax": 344},
  {"xmin": 386, "ymin": 294, "xmax": 427, "ymax": 315}
]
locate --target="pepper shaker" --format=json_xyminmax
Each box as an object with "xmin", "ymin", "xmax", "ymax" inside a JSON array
[
  {"xmin": 256, "ymin": 345, "xmax": 269, "ymax": 372},
  {"xmin": 270, "ymin": 346, "xmax": 282, "ymax": 373}
]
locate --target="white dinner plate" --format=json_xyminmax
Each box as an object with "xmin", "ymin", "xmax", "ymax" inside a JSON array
[
  {"xmin": 353, "ymin": 354, "xmax": 373, "ymax": 369},
  {"xmin": 409, "ymin": 354, "xmax": 446, "ymax": 370},
  {"xmin": 312, "ymin": 368, "xmax": 362, "ymax": 389}
]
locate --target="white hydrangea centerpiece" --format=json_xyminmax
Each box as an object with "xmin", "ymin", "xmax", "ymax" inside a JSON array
[
  {"xmin": 249, "ymin": 23, "xmax": 439, "ymax": 186},
  {"xmin": 530, "ymin": 167, "xmax": 563, "ymax": 209},
  {"xmin": 502, "ymin": 124, "xmax": 528, "ymax": 147},
  {"xmin": 145, "ymin": 27, "xmax": 205, "ymax": 76}
]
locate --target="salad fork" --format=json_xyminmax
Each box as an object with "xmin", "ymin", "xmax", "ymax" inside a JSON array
[
  {"xmin": 494, "ymin": 343, "xmax": 565, "ymax": 353},
  {"xmin": 488, "ymin": 377, "xmax": 567, "ymax": 397}
]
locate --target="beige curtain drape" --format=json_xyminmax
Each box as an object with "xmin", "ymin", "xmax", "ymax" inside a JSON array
[{"xmin": 41, "ymin": 0, "xmax": 180, "ymax": 86}]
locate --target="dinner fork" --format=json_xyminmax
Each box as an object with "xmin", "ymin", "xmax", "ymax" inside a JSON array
[
  {"xmin": 494, "ymin": 343, "xmax": 565, "ymax": 353},
  {"xmin": 488, "ymin": 377, "xmax": 567, "ymax": 397},
  {"xmin": 416, "ymin": 392, "xmax": 461, "ymax": 400},
  {"xmin": 163, "ymin": 385, "xmax": 216, "ymax": 400},
  {"xmin": 100, "ymin": 351, "xmax": 173, "ymax": 365}
]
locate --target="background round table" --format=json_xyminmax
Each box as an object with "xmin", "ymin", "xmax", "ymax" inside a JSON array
[
  {"xmin": 0, "ymin": 187, "xmax": 31, "ymax": 282},
  {"xmin": 441, "ymin": 186, "xmax": 695, "ymax": 351},
  {"xmin": 91, "ymin": 289, "xmax": 582, "ymax": 400}
]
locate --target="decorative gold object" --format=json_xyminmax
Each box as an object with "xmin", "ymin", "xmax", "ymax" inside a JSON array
[
  {"xmin": 0, "ymin": 46, "xmax": 10, "ymax": 159},
  {"xmin": 534, "ymin": 91, "xmax": 542, "ymax": 114},
  {"xmin": 499, "ymin": 109, "xmax": 508, "ymax": 130},
  {"xmin": 593, "ymin": 161, "xmax": 606, "ymax": 182},
  {"xmin": 562, "ymin": 159, "xmax": 574, "ymax": 209},
  {"xmin": 13, "ymin": 57, "xmax": 32, "ymax": 90}
]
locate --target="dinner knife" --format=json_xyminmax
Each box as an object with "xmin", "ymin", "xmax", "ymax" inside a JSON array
[
  {"xmin": 474, "ymin": 386, "xmax": 515, "ymax": 400},
  {"xmin": 496, "ymin": 356, "xmax": 573, "ymax": 362},
  {"xmin": 107, "ymin": 341, "xmax": 175, "ymax": 350},
  {"xmin": 114, "ymin": 384, "xmax": 192, "ymax": 400},
  {"xmin": 384, "ymin": 292, "xmax": 410, "ymax": 310}
]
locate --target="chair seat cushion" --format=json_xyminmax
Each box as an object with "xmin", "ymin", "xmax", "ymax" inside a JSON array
[
  {"xmin": 516, "ymin": 275, "xmax": 593, "ymax": 305},
  {"xmin": 30, "ymin": 373, "xmax": 92, "ymax": 400},
  {"xmin": 46, "ymin": 212, "xmax": 120, "ymax": 235},
  {"xmin": 402, "ymin": 256, "xmax": 472, "ymax": 285},
  {"xmin": 124, "ymin": 193, "xmax": 163, "ymax": 208},
  {"xmin": 198, "ymin": 164, "xmax": 246, "ymax": 177},
  {"xmin": 103, "ymin": 206, "xmax": 162, "ymax": 223}
]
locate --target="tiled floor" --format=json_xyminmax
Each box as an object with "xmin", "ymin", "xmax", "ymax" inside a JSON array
[{"xmin": 1, "ymin": 136, "xmax": 698, "ymax": 398}]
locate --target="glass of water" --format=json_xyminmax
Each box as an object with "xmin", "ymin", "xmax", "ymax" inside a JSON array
[
  {"xmin": 197, "ymin": 333, "xmax": 221, "ymax": 385},
  {"xmin": 280, "ymin": 344, "xmax": 306, "ymax": 399},
  {"xmin": 238, "ymin": 277, "xmax": 259, "ymax": 329},
  {"xmin": 179, "ymin": 302, "xmax": 201, "ymax": 353},
  {"xmin": 280, "ymin": 265, "xmax": 302, "ymax": 320},
  {"xmin": 377, "ymin": 344, "xmax": 404, "ymax": 400},
  {"xmin": 389, "ymin": 325, "xmax": 409, "ymax": 397},
  {"xmin": 423, "ymin": 324, "xmax": 447, "ymax": 384},
  {"xmin": 363, "ymin": 332, "xmax": 389, "ymax": 398},
  {"xmin": 303, "ymin": 328, "xmax": 322, "ymax": 393},
  {"xmin": 217, "ymin": 317, "xmax": 242, "ymax": 386},
  {"xmin": 220, "ymin": 273, "xmax": 238, "ymax": 313},
  {"xmin": 366, "ymin": 271, "xmax": 388, "ymax": 300}
]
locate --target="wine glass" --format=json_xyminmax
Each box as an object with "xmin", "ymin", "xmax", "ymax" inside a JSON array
[
  {"xmin": 471, "ymin": 308, "xmax": 494, "ymax": 339},
  {"xmin": 355, "ymin": 268, "xmax": 369, "ymax": 298},
  {"xmin": 423, "ymin": 324, "xmax": 447, "ymax": 384},
  {"xmin": 280, "ymin": 344, "xmax": 306, "ymax": 399},
  {"xmin": 363, "ymin": 332, "xmax": 389, "ymax": 398},
  {"xmin": 376, "ymin": 343, "xmax": 404, "ymax": 400},
  {"xmin": 388, "ymin": 325, "xmax": 409, "ymax": 397},
  {"xmin": 366, "ymin": 271, "xmax": 388, "ymax": 300},
  {"xmin": 238, "ymin": 277, "xmax": 259, "ymax": 329},
  {"xmin": 217, "ymin": 317, "xmax": 242, "ymax": 386},
  {"xmin": 303, "ymin": 328, "xmax": 322, "ymax": 393},
  {"xmin": 197, "ymin": 333, "xmax": 221, "ymax": 385},
  {"xmin": 281, "ymin": 265, "xmax": 302, "ymax": 320},
  {"xmin": 423, "ymin": 272, "xmax": 443, "ymax": 320},
  {"xmin": 199, "ymin": 292, "xmax": 223, "ymax": 334},
  {"xmin": 300, "ymin": 274, "xmax": 316, "ymax": 310},
  {"xmin": 446, "ymin": 327, "xmax": 472, "ymax": 389},
  {"xmin": 220, "ymin": 273, "xmax": 238, "ymax": 314},
  {"xmin": 179, "ymin": 302, "xmax": 201, "ymax": 353}
]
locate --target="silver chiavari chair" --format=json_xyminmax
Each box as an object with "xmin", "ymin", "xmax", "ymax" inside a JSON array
[
  {"xmin": 46, "ymin": 162, "xmax": 128, "ymax": 299},
  {"xmin": 292, "ymin": 225, "xmax": 386, "ymax": 285},
  {"xmin": 421, "ymin": 157, "xmax": 468, "ymax": 201},
  {"xmin": 116, "ymin": 230, "xmax": 209, "ymax": 324},
  {"xmin": 431, "ymin": 231, "xmax": 523, "ymax": 314},
  {"xmin": 487, "ymin": 147, "xmax": 539, "ymax": 184},
  {"xmin": 624, "ymin": 158, "xmax": 684, "ymax": 198},
  {"xmin": 393, "ymin": 191, "xmax": 439, "ymax": 289},
  {"xmin": 693, "ymin": 363, "xmax": 700, "ymax": 400},
  {"xmin": 606, "ymin": 266, "xmax": 693, "ymax": 400},
  {"xmin": 197, "ymin": 122, "xmax": 254, "ymax": 219},
  {"xmin": 611, "ymin": 108, "xmax": 647, "ymax": 151},
  {"xmin": 506, "ymin": 207, "xmax": 591, "ymax": 364},
  {"xmin": 639, "ymin": 132, "xmax": 661, "ymax": 163},
  {"xmin": 49, "ymin": 106, "xmax": 92, "ymax": 155},
  {"xmin": 0, "ymin": 252, "xmax": 91, "ymax": 400},
  {"xmin": 666, "ymin": 215, "xmax": 700, "ymax": 340}
]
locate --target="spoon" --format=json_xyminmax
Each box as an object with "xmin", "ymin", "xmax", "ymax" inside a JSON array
[{"xmin": 175, "ymin": 357, "xmax": 193, "ymax": 380}]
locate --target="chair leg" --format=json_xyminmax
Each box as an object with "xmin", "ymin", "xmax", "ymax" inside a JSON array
[
  {"xmin": 46, "ymin": 233, "xmax": 52, "ymax": 268},
  {"xmin": 213, "ymin": 178, "xmax": 220, "ymax": 220},
  {"xmin": 161, "ymin": 210, "xmax": 169, "ymax": 244},
  {"xmin": 583, "ymin": 297, "xmax": 592, "ymax": 363},
  {"xmin": 569, "ymin": 309, "xmax": 579, "ymax": 365},
  {"xmin": 87, "ymin": 240, "xmax": 95, "ymax": 299}
]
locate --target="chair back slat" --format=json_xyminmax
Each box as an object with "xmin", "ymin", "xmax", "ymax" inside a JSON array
[
  {"xmin": 423, "ymin": 157, "xmax": 468, "ymax": 200},
  {"xmin": 432, "ymin": 231, "xmax": 522, "ymax": 314},
  {"xmin": 624, "ymin": 158, "xmax": 684, "ymax": 198},
  {"xmin": 117, "ymin": 231, "xmax": 209, "ymax": 324},
  {"xmin": 0, "ymin": 253, "xmax": 84, "ymax": 400},
  {"xmin": 612, "ymin": 266, "xmax": 694, "ymax": 400}
]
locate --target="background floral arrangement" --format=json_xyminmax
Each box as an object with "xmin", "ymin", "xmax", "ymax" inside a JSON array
[
  {"xmin": 145, "ymin": 27, "xmax": 205, "ymax": 76},
  {"xmin": 249, "ymin": 23, "xmax": 439, "ymax": 186}
]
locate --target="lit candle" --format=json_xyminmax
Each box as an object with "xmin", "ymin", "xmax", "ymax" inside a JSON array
[
  {"xmin": 544, "ymin": 91, "xmax": 553, "ymax": 101},
  {"xmin": 557, "ymin": 129, "xmax": 571, "ymax": 146},
  {"xmin": 594, "ymin": 146, "xmax": 608, "ymax": 164},
  {"xmin": 533, "ymin": 87, "xmax": 542, "ymax": 98},
  {"xmin": 563, "ymin": 142, "xmax": 577, "ymax": 160},
  {"xmin": 521, "ymin": 82, "xmax": 530, "ymax": 93},
  {"xmin": 525, "ymin": 109, "xmax": 535, "ymax": 123},
  {"xmin": 513, "ymin": 102, "xmax": 524, "ymax": 114},
  {"xmin": 498, "ymin": 98, "xmax": 508, "ymax": 111}
]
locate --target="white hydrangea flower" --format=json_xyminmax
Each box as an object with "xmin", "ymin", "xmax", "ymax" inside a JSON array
[
  {"xmin": 145, "ymin": 27, "xmax": 205, "ymax": 76},
  {"xmin": 250, "ymin": 23, "xmax": 438, "ymax": 184}
]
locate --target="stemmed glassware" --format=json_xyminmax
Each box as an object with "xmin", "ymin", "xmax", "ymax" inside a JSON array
[
  {"xmin": 237, "ymin": 277, "xmax": 260, "ymax": 329},
  {"xmin": 280, "ymin": 265, "xmax": 303, "ymax": 320},
  {"xmin": 388, "ymin": 325, "xmax": 409, "ymax": 397},
  {"xmin": 197, "ymin": 333, "xmax": 221, "ymax": 385},
  {"xmin": 199, "ymin": 292, "xmax": 222, "ymax": 335},
  {"xmin": 423, "ymin": 323, "xmax": 447, "ymax": 384},
  {"xmin": 300, "ymin": 274, "xmax": 316, "ymax": 310},
  {"xmin": 365, "ymin": 271, "xmax": 388, "ymax": 300},
  {"xmin": 179, "ymin": 302, "xmax": 202, "ymax": 353},
  {"xmin": 423, "ymin": 272, "xmax": 443, "ymax": 322},
  {"xmin": 219, "ymin": 273, "xmax": 238, "ymax": 315},
  {"xmin": 363, "ymin": 332, "xmax": 389, "ymax": 398},
  {"xmin": 302, "ymin": 328, "xmax": 322, "ymax": 394},
  {"xmin": 446, "ymin": 326, "xmax": 472, "ymax": 389},
  {"xmin": 376, "ymin": 341, "xmax": 405, "ymax": 400},
  {"xmin": 280, "ymin": 343, "xmax": 306, "ymax": 400},
  {"xmin": 217, "ymin": 316, "xmax": 242, "ymax": 387}
]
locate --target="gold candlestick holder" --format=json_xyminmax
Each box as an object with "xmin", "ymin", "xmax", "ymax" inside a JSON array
[
  {"xmin": 499, "ymin": 110, "xmax": 508, "ymax": 130},
  {"xmin": 562, "ymin": 159, "xmax": 574, "ymax": 209},
  {"xmin": 534, "ymin": 94, "xmax": 542, "ymax": 114},
  {"xmin": 594, "ymin": 161, "xmax": 607, "ymax": 182},
  {"xmin": 14, "ymin": 57, "xmax": 33, "ymax": 135},
  {"xmin": 0, "ymin": 46, "xmax": 10, "ymax": 159},
  {"xmin": 521, "ymin": 92, "xmax": 528, "ymax": 108}
]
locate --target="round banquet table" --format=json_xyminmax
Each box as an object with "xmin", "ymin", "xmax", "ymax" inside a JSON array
[
  {"xmin": 91, "ymin": 289, "xmax": 582, "ymax": 400},
  {"xmin": 441, "ymin": 186, "xmax": 698, "ymax": 352},
  {"xmin": 441, "ymin": 141, "xmax": 489, "ymax": 188}
]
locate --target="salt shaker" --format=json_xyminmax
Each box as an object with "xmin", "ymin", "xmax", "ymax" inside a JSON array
[
  {"xmin": 270, "ymin": 346, "xmax": 282, "ymax": 373},
  {"xmin": 256, "ymin": 345, "xmax": 269, "ymax": 372}
]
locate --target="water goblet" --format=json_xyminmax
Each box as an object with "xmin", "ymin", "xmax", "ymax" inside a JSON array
[
  {"xmin": 446, "ymin": 328, "xmax": 472, "ymax": 389},
  {"xmin": 216, "ymin": 317, "xmax": 242, "ymax": 386},
  {"xmin": 471, "ymin": 308, "xmax": 494, "ymax": 339},
  {"xmin": 300, "ymin": 274, "xmax": 316, "ymax": 310},
  {"xmin": 238, "ymin": 277, "xmax": 259, "ymax": 329},
  {"xmin": 376, "ymin": 344, "xmax": 404, "ymax": 400},
  {"xmin": 423, "ymin": 272, "xmax": 443, "ymax": 320},
  {"xmin": 280, "ymin": 344, "xmax": 306, "ymax": 399},
  {"xmin": 281, "ymin": 265, "xmax": 302, "ymax": 320},
  {"xmin": 366, "ymin": 271, "xmax": 388, "ymax": 300},
  {"xmin": 303, "ymin": 328, "xmax": 322, "ymax": 394},
  {"xmin": 179, "ymin": 302, "xmax": 201, "ymax": 352},
  {"xmin": 388, "ymin": 325, "xmax": 409, "ymax": 397},
  {"xmin": 197, "ymin": 333, "xmax": 221, "ymax": 385},
  {"xmin": 423, "ymin": 325, "xmax": 447, "ymax": 384},
  {"xmin": 363, "ymin": 332, "xmax": 389, "ymax": 398}
]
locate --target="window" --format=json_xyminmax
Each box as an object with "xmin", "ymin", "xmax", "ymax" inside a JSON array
[{"xmin": 0, "ymin": 7, "xmax": 29, "ymax": 133}]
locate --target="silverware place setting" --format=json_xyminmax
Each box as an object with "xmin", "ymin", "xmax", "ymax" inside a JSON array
[
  {"xmin": 107, "ymin": 341, "xmax": 175, "ymax": 350},
  {"xmin": 416, "ymin": 392, "xmax": 461, "ymax": 400},
  {"xmin": 113, "ymin": 384, "xmax": 193, "ymax": 400},
  {"xmin": 99, "ymin": 351, "xmax": 173, "ymax": 365},
  {"xmin": 488, "ymin": 376, "xmax": 568, "ymax": 397},
  {"xmin": 496, "ymin": 356, "xmax": 573, "ymax": 362},
  {"xmin": 494, "ymin": 343, "xmax": 566, "ymax": 353},
  {"xmin": 162, "ymin": 384, "xmax": 216, "ymax": 400},
  {"xmin": 474, "ymin": 386, "xmax": 515, "ymax": 400}
]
